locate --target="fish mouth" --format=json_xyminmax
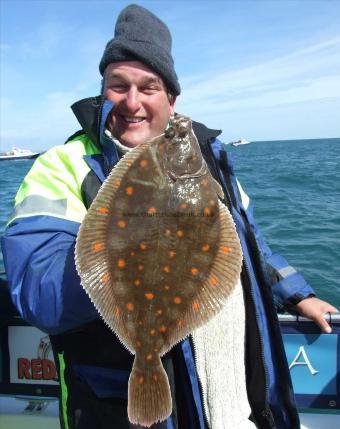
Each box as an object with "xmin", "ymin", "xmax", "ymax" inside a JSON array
[{"xmin": 168, "ymin": 164, "xmax": 208, "ymax": 181}]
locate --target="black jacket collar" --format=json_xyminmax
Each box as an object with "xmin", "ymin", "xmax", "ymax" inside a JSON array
[{"xmin": 69, "ymin": 95, "xmax": 222, "ymax": 147}]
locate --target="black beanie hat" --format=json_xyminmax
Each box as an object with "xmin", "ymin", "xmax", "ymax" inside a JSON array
[{"xmin": 99, "ymin": 4, "xmax": 181, "ymax": 95}]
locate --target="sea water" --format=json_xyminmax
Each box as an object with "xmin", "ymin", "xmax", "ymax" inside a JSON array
[{"xmin": 0, "ymin": 138, "xmax": 339, "ymax": 307}]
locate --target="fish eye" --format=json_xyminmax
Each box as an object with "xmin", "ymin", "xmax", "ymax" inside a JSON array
[
  {"xmin": 164, "ymin": 127, "xmax": 176, "ymax": 139},
  {"xmin": 178, "ymin": 126, "xmax": 187, "ymax": 138}
]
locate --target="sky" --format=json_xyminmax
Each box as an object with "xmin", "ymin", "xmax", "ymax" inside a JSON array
[{"xmin": 1, "ymin": 0, "xmax": 340, "ymax": 152}]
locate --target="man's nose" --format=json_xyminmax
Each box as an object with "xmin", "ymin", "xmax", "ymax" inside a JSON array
[{"xmin": 124, "ymin": 87, "xmax": 141, "ymax": 111}]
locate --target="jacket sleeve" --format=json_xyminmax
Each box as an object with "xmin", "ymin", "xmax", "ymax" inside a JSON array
[
  {"xmin": 236, "ymin": 180, "xmax": 316, "ymax": 311},
  {"xmin": 1, "ymin": 144, "xmax": 99, "ymax": 334}
]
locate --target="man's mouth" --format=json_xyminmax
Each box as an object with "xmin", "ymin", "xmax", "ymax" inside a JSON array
[{"xmin": 122, "ymin": 116, "xmax": 145, "ymax": 123}]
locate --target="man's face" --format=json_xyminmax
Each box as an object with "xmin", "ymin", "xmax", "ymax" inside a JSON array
[{"xmin": 104, "ymin": 61, "xmax": 176, "ymax": 148}]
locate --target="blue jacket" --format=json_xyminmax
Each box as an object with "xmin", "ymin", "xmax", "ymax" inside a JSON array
[{"xmin": 1, "ymin": 96, "xmax": 315, "ymax": 428}]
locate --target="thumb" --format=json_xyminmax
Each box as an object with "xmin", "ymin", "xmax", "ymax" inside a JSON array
[{"xmin": 314, "ymin": 313, "xmax": 332, "ymax": 334}]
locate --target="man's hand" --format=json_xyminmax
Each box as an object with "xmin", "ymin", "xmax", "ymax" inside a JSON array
[{"xmin": 294, "ymin": 297, "xmax": 338, "ymax": 333}]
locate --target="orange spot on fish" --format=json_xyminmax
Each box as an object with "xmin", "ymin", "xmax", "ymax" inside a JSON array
[
  {"xmin": 147, "ymin": 206, "xmax": 157, "ymax": 214},
  {"xmin": 191, "ymin": 267, "xmax": 199, "ymax": 275},
  {"xmin": 179, "ymin": 203, "xmax": 188, "ymax": 210},
  {"xmin": 140, "ymin": 159, "xmax": 148, "ymax": 168},
  {"xmin": 139, "ymin": 242, "xmax": 147, "ymax": 250},
  {"xmin": 221, "ymin": 246, "xmax": 231, "ymax": 253},
  {"xmin": 138, "ymin": 264, "xmax": 144, "ymax": 271},
  {"xmin": 163, "ymin": 265, "xmax": 170, "ymax": 273},
  {"xmin": 135, "ymin": 340, "xmax": 142, "ymax": 348},
  {"xmin": 130, "ymin": 251, "xmax": 135, "ymax": 256},
  {"xmin": 117, "ymin": 259, "xmax": 126, "ymax": 268},
  {"xmin": 159, "ymin": 325, "xmax": 167, "ymax": 333},
  {"xmin": 156, "ymin": 309, "xmax": 163, "ymax": 316},
  {"xmin": 202, "ymin": 179, "xmax": 208, "ymax": 187},
  {"xmin": 146, "ymin": 353, "xmax": 153, "ymax": 361},
  {"xmin": 134, "ymin": 279, "xmax": 141, "ymax": 287},
  {"xmin": 98, "ymin": 207, "xmax": 109, "ymax": 214},
  {"xmin": 164, "ymin": 285, "xmax": 171, "ymax": 291},
  {"xmin": 150, "ymin": 328, "xmax": 156, "ymax": 336},
  {"xmin": 210, "ymin": 276, "xmax": 218, "ymax": 286},
  {"xmin": 113, "ymin": 179, "xmax": 121, "ymax": 188},
  {"xmin": 126, "ymin": 186, "xmax": 134, "ymax": 196},
  {"xmin": 192, "ymin": 301, "xmax": 200, "ymax": 311},
  {"xmin": 145, "ymin": 292, "xmax": 154, "ymax": 300},
  {"xmin": 202, "ymin": 244, "xmax": 210, "ymax": 251},
  {"xmin": 126, "ymin": 302, "xmax": 134, "ymax": 311},
  {"xmin": 101, "ymin": 273, "xmax": 109, "ymax": 283},
  {"xmin": 204, "ymin": 207, "xmax": 211, "ymax": 216},
  {"xmin": 117, "ymin": 220, "xmax": 126, "ymax": 228},
  {"xmin": 165, "ymin": 229, "xmax": 171, "ymax": 236},
  {"xmin": 138, "ymin": 376, "xmax": 144, "ymax": 384},
  {"xmin": 177, "ymin": 319, "xmax": 184, "ymax": 328},
  {"xmin": 168, "ymin": 250, "xmax": 176, "ymax": 259},
  {"xmin": 173, "ymin": 296, "xmax": 182, "ymax": 305},
  {"xmin": 176, "ymin": 230, "xmax": 184, "ymax": 238},
  {"xmin": 153, "ymin": 374, "xmax": 158, "ymax": 382},
  {"xmin": 209, "ymin": 199, "xmax": 216, "ymax": 207},
  {"xmin": 126, "ymin": 160, "xmax": 133, "ymax": 167},
  {"xmin": 92, "ymin": 242, "xmax": 104, "ymax": 252}
]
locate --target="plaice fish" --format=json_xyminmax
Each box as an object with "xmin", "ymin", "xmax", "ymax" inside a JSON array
[{"xmin": 75, "ymin": 114, "xmax": 243, "ymax": 427}]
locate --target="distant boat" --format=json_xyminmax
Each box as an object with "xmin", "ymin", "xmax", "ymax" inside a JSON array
[
  {"xmin": 0, "ymin": 147, "xmax": 40, "ymax": 161},
  {"xmin": 229, "ymin": 138, "xmax": 251, "ymax": 147}
]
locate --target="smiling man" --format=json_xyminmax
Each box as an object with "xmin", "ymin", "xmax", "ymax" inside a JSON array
[
  {"xmin": 104, "ymin": 61, "xmax": 176, "ymax": 148},
  {"xmin": 1, "ymin": 4, "xmax": 337, "ymax": 429}
]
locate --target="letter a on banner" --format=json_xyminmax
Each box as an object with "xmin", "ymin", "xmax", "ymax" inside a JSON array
[{"xmin": 289, "ymin": 346, "xmax": 318, "ymax": 375}]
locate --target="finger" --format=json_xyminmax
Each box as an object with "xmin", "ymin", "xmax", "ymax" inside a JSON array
[{"xmin": 315, "ymin": 315, "xmax": 332, "ymax": 334}]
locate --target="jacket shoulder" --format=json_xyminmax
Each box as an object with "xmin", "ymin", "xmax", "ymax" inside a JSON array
[{"xmin": 192, "ymin": 120, "xmax": 221, "ymax": 144}]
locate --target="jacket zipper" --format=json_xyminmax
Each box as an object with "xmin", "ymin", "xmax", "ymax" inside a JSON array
[
  {"xmin": 242, "ymin": 254, "xmax": 273, "ymax": 428},
  {"xmin": 189, "ymin": 335, "xmax": 210, "ymax": 429}
]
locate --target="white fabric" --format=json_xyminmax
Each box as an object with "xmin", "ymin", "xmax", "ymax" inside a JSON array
[
  {"xmin": 191, "ymin": 280, "xmax": 256, "ymax": 429},
  {"xmin": 236, "ymin": 179, "xmax": 250, "ymax": 210},
  {"xmin": 105, "ymin": 129, "xmax": 132, "ymax": 154}
]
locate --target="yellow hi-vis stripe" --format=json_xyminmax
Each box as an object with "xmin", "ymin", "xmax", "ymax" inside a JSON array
[{"xmin": 8, "ymin": 135, "xmax": 100, "ymax": 226}]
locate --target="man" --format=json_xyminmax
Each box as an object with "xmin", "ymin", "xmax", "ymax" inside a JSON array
[{"xmin": 1, "ymin": 4, "xmax": 337, "ymax": 429}]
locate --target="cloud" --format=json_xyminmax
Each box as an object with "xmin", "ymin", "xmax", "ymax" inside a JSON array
[{"xmin": 177, "ymin": 37, "xmax": 340, "ymax": 117}]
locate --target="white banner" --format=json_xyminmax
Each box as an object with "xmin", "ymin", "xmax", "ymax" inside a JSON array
[{"xmin": 8, "ymin": 326, "xmax": 58, "ymax": 385}]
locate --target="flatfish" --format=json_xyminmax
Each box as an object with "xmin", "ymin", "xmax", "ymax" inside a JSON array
[{"xmin": 75, "ymin": 115, "xmax": 243, "ymax": 427}]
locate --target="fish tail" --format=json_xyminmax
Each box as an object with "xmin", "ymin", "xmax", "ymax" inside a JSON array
[{"xmin": 128, "ymin": 355, "xmax": 172, "ymax": 427}]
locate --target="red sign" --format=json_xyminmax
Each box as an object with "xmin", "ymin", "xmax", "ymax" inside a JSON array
[{"xmin": 17, "ymin": 358, "xmax": 58, "ymax": 381}]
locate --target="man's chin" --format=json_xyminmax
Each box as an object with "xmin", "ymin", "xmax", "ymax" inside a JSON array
[
  {"xmin": 118, "ymin": 134, "xmax": 146, "ymax": 148},
  {"xmin": 118, "ymin": 130, "xmax": 157, "ymax": 148}
]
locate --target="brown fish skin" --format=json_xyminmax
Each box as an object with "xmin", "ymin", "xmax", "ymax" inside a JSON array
[{"xmin": 75, "ymin": 114, "xmax": 243, "ymax": 427}]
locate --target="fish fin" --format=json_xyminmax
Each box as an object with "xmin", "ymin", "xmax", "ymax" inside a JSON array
[
  {"xmin": 192, "ymin": 200, "xmax": 242, "ymax": 320},
  {"xmin": 74, "ymin": 141, "xmax": 151, "ymax": 352},
  {"xmin": 128, "ymin": 354, "xmax": 172, "ymax": 427},
  {"xmin": 212, "ymin": 178, "xmax": 224, "ymax": 199},
  {"xmin": 168, "ymin": 200, "xmax": 243, "ymax": 344}
]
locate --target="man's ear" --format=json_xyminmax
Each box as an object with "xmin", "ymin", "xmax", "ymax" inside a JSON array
[{"xmin": 169, "ymin": 96, "xmax": 177, "ymax": 116}]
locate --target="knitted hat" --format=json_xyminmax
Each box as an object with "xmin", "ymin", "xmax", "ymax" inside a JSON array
[{"xmin": 99, "ymin": 4, "xmax": 181, "ymax": 95}]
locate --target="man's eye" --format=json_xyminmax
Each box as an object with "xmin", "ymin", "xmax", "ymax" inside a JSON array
[
  {"xmin": 110, "ymin": 84, "xmax": 127, "ymax": 92},
  {"xmin": 142, "ymin": 86, "xmax": 160, "ymax": 93}
]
